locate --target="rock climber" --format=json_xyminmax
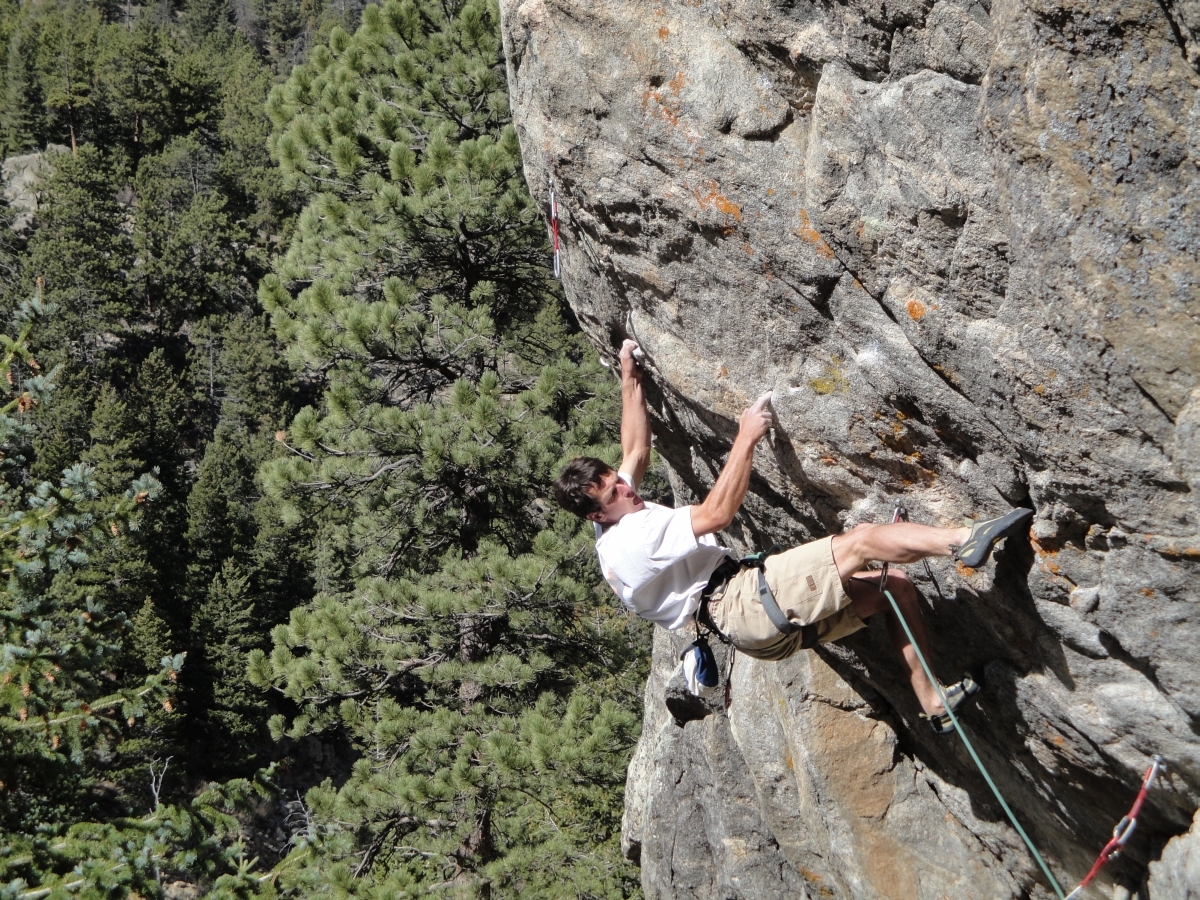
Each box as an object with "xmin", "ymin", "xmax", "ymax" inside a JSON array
[{"xmin": 552, "ymin": 340, "xmax": 1033, "ymax": 733}]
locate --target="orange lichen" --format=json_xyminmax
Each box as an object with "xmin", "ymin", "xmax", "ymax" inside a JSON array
[
  {"xmin": 906, "ymin": 299, "xmax": 926, "ymax": 321},
  {"xmin": 957, "ymin": 562, "xmax": 976, "ymax": 577},
  {"xmin": 692, "ymin": 180, "xmax": 742, "ymax": 220},
  {"xmin": 1031, "ymin": 538, "xmax": 1058, "ymax": 557},
  {"xmin": 743, "ymin": 242, "xmax": 755, "ymax": 255},
  {"xmin": 1034, "ymin": 384, "xmax": 1046, "ymax": 395},
  {"xmin": 641, "ymin": 72, "xmax": 687, "ymax": 128},
  {"xmin": 658, "ymin": 26, "xmax": 669, "ymax": 39},
  {"xmin": 1141, "ymin": 587, "xmax": 1156, "ymax": 597},
  {"xmin": 793, "ymin": 210, "xmax": 836, "ymax": 259}
]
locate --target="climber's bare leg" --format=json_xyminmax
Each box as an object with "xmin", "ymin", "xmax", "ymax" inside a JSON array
[
  {"xmin": 831, "ymin": 521, "xmax": 970, "ymax": 580},
  {"xmin": 844, "ymin": 570, "xmax": 944, "ymax": 717}
]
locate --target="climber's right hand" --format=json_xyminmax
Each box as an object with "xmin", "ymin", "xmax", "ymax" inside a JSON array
[
  {"xmin": 738, "ymin": 391, "xmax": 774, "ymax": 444},
  {"xmin": 619, "ymin": 339, "xmax": 642, "ymax": 384}
]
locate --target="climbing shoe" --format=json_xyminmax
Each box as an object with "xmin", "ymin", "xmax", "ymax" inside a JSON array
[
  {"xmin": 951, "ymin": 507, "xmax": 1034, "ymax": 568},
  {"xmin": 921, "ymin": 674, "xmax": 980, "ymax": 735}
]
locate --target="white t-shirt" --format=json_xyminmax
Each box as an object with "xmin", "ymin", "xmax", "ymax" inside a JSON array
[{"xmin": 594, "ymin": 474, "xmax": 732, "ymax": 630}]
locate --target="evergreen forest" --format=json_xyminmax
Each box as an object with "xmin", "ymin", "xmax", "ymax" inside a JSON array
[{"xmin": 0, "ymin": 0, "xmax": 651, "ymax": 895}]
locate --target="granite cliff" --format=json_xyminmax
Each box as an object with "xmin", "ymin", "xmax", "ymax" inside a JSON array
[{"xmin": 500, "ymin": 1, "xmax": 1200, "ymax": 897}]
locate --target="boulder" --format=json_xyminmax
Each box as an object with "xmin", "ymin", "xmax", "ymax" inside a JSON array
[
  {"xmin": 2, "ymin": 144, "xmax": 68, "ymax": 231},
  {"xmin": 501, "ymin": 0, "xmax": 1200, "ymax": 896}
]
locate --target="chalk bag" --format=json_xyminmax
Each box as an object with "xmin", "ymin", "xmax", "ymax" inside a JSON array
[{"xmin": 681, "ymin": 637, "xmax": 719, "ymax": 697}]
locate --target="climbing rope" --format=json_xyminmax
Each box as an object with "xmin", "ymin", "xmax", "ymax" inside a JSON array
[
  {"xmin": 548, "ymin": 178, "xmax": 561, "ymax": 278},
  {"xmin": 883, "ymin": 582, "xmax": 1168, "ymax": 900},
  {"xmin": 881, "ymin": 584, "xmax": 1068, "ymax": 898},
  {"xmin": 1063, "ymin": 756, "xmax": 1167, "ymax": 900}
]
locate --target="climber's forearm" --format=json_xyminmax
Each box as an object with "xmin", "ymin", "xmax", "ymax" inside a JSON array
[
  {"xmin": 618, "ymin": 344, "xmax": 651, "ymax": 487},
  {"xmin": 690, "ymin": 434, "xmax": 757, "ymax": 537}
]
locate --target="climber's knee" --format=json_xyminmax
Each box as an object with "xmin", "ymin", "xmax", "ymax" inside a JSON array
[
  {"xmin": 831, "ymin": 523, "xmax": 881, "ymax": 580},
  {"xmin": 882, "ymin": 569, "xmax": 916, "ymax": 604},
  {"xmin": 845, "ymin": 570, "xmax": 887, "ymax": 620},
  {"xmin": 846, "ymin": 568, "xmax": 916, "ymax": 622}
]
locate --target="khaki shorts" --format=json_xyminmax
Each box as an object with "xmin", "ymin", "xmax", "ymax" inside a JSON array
[{"xmin": 709, "ymin": 536, "xmax": 865, "ymax": 661}]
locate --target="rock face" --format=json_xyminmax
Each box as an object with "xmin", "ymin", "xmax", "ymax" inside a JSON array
[
  {"xmin": 2, "ymin": 145, "xmax": 67, "ymax": 230},
  {"xmin": 1149, "ymin": 809, "xmax": 1200, "ymax": 898},
  {"xmin": 500, "ymin": 1, "xmax": 1200, "ymax": 897}
]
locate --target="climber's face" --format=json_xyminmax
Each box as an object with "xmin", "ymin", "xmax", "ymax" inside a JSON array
[{"xmin": 585, "ymin": 469, "xmax": 645, "ymax": 525}]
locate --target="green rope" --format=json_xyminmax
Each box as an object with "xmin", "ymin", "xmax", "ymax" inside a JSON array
[{"xmin": 882, "ymin": 587, "xmax": 1066, "ymax": 900}]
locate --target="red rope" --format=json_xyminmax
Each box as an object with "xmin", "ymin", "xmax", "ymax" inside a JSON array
[
  {"xmin": 1066, "ymin": 756, "xmax": 1165, "ymax": 899},
  {"xmin": 549, "ymin": 179, "xmax": 560, "ymax": 278}
]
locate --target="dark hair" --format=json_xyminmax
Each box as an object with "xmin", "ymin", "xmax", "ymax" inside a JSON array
[{"xmin": 552, "ymin": 457, "xmax": 613, "ymax": 519}]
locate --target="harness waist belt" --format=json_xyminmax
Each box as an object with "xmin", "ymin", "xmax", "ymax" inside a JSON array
[{"xmin": 700, "ymin": 553, "xmax": 816, "ymax": 648}]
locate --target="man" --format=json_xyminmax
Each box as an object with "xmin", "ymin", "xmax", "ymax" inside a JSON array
[{"xmin": 553, "ymin": 340, "xmax": 1033, "ymax": 733}]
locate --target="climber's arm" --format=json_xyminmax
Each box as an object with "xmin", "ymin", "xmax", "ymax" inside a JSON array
[
  {"xmin": 690, "ymin": 393, "xmax": 773, "ymax": 538},
  {"xmin": 618, "ymin": 339, "xmax": 652, "ymax": 489}
]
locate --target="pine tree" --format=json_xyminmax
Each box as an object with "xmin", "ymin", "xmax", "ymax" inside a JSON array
[
  {"xmin": 191, "ymin": 558, "xmax": 270, "ymax": 773},
  {"xmin": 93, "ymin": 18, "xmax": 173, "ymax": 157},
  {"xmin": 251, "ymin": 1, "xmax": 646, "ymax": 895},
  {"xmin": 1, "ymin": 19, "xmax": 40, "ymax": 154},
  {"xmin": 130, "ymin": 596, "xmax": 175, "ymax": 673},
  {"xmin": 33, "ymin": 0, "xmax": 103, "ymax": 153},
  {"xmin": 0, "ymin": 288, "xmax": 277, "ymax": 899},
  {"xmin": 20, "ymin": 144, "xmax": 131, "ymax": 365}
]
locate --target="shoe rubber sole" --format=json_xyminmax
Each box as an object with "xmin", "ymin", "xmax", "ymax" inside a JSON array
[
  {"xmin": 954, "ymin": 508, "xmax": 1034, "ymax": 568},
  {"xmin": 923, "ymin": 674, "xmax": 980, "ymax": 734}
]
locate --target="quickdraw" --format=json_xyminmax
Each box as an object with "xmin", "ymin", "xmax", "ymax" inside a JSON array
[
  {"xmin": 1063, "ymin": 755, "xmax": 1167, "ymax": 900},
  {"xmin": 548, "ymin": 177, "xmax": 561, "ymax": 278},
  {"xmin": 878, "ymin": 505, "xmax": 904, "ymax": 590},
  {"xmin": 880, "ymin": 504, "xmax": 945, "ymax": 603}
]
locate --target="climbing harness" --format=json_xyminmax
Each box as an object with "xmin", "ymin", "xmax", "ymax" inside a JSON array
[
  {"xmin": 880, "ymin": 507, "xmax": 1166, "ymax": 900},
  {"xmin": 548, "ymin": 178, "xmax": 561, "ymax": 278},
  {"xmin": 1062, "ymin": 755, "xmax": 1167, "ymax": 900},
  {"xmin": 697, "ymin": 549, "xmax": 819, "ymax": 651},
  {"xmin": 740, "ymin": 547, "xmax": 803, "ymax": 638}
]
